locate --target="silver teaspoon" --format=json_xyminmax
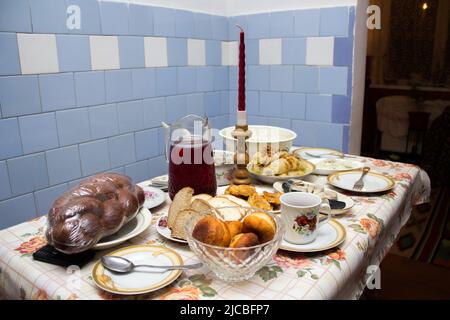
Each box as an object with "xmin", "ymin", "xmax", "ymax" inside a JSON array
[{"xmin": 101, "ymin": 256, "xmax": 203, "ymax": 273}]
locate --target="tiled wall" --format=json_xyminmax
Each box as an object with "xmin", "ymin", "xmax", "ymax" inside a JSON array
[{"xmin": 0, "ymin": 0, "xmax": 355, "ymax": 228}]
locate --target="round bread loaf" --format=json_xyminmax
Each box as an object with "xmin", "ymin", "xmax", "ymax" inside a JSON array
[
  {"xmin": 242, "ymin": 212, "xmax": 276, "ymax": 243},
  {"xmin": 46, "ymin": 173, "xmax": 145, "ymax": 254},
  {"xmin": 192, "ymin": 216, "xmax": 231, "ymax": 247}
]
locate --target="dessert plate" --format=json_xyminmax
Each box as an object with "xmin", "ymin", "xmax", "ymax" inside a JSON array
[
  {"xmin": 292, "ymin": 147, "xmax": 344, "ymax": 160},
  {"xmin": 156, "ymin": 214, "xmax": 188, "ymax": 244},
  {"xmin": 141, "ymin": 186, "xmax": 166, "ymax": 209},
  {"xmin": 327, "ymin": 170, "xmax": 395, "ymax": 193},
  {"xmin": 92, "ymin": 245, "xmax": 183, "ymax": 295},
  {"xmin": 308, "ymin": 158, "xmax": 364, "ymax": 175},
  {"xmin": 93, "ymin": 208, "xmax": 152, "ymax": 250},
  {"xmin": 279, "ymin": 219, "xmax": 346, "ymax": 253}
]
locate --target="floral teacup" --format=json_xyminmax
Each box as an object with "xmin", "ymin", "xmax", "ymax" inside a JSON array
[{"xmin": 280, "ymin": 192, "xmax": 331, "ymax": 245}]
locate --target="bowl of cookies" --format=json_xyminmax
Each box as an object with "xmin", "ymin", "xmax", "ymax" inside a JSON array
[{"xmin": 185, "ymin": 207, "xmax": 285, "ymax": 282}]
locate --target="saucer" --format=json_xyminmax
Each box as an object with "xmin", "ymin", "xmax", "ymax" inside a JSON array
[
  {"xmin": 141, "ymin": 186, "xmax": 166, "ymax": 209},
  {"xmin": 279, "ymin": 219, "xmax": 346, "ymax": 253},
  {"xmin": 156, "ymin": 215, "xmax": 188, "ymax": 244}
]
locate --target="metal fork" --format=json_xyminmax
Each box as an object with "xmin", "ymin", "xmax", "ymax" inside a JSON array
[{"xmin": 353, "ymin": 167, "xmax": 370, "ymax": 191}]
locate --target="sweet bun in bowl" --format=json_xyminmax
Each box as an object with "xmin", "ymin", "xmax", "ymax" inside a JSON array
[
  {"xmin": 242, "ymin": 211, "xmax": 276, "ymax": 243},
  {"xmin": 192, "ymin": 215, "xmax": 231, "ymax": 247},
  {"xmin": 225, "ymin": 220, "xmax": 243, "ymax": 239},
  {"xmin": 229, "ymin": 233, "xmax": 260, "ymax": 248}
]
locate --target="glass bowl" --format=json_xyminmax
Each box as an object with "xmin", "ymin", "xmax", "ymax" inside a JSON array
[{"xmin": 185, "ymin": 207, "xmax": 285, "ymax": 282}]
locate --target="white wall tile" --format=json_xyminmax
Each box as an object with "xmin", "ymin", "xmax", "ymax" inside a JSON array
[
  {"xmin": 144, "ymin": 37, "xmax": 168, "ymax": 67},
  {"xmin": 187, "ymin": 39, "xmax": 206, "ymax": 66},
  {"xmin": 221, "ymin": 41, "xmax": 238, "ymax": 66},
  {"xmin": 306, "ymin": 37, "xmax": 334, "ymax": 66},
  {"xmin": 17, "ymin": 34, "xmax": 59, "ymax": 74},
  {"xmin": 259, "ymin": 38, "xmax": 282, "ymax": 65},
  {"xmin": 90, "ymin": 36, "xmax": 120, "ymax": 70}
]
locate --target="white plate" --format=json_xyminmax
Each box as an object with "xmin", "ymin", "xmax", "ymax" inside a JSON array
[
  {"xmin": 93, "ymin": 208, "xmax": 152, "ymax": 250},
  {"xmin": 293, "ymin": 147, "xmax": 344, "ymax": 160},
  {"xmin": 308, "ymin": 158, "xmax": 364, "ymax": 175},
  {"xmin": 92, "ymin": 245, "xmax": 183, "ymax": 295},
  {"xmin": 156, "ymin": 214, "xmax": 188, "ymax": 244},
  {"xmin": 141, "ymin": 186, "xmax": 166, "ymax": 209},
  {"xmin": 327, "ymin": 170, "xmax": 395, "ymax": 193},
  {"xmin": 272, "ymin": 182, "xmax": 354, "ymax": 215},
  {"xmin": 279, "ymin": 219, "xmax": 346, "ymax": 253}
]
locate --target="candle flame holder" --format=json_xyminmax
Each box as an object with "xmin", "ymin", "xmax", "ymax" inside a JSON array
[{"xmin": 231, "ymin": 123, "xmax": 252, "ymax": 185}]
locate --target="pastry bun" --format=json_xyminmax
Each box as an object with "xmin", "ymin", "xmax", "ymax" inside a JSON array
[
  {"xmin": 225, "ymin": 220, "xmax": 243, "ymax": 239},
  {"xmin": 242, "ymin": 212, "xmax": 276, "ymax": 243},
  {"xmin": 192, "ymin": 216, "xmax": 231, "ymax": 247},
  {"xmin": 229, "ymin": 233, "xmax": 260, "ymax": 248}
]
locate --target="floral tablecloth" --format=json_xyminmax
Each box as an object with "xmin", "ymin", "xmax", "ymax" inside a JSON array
[{"xmin": 0, "ymin": 156, "xmax": 430, "ymax": 300}]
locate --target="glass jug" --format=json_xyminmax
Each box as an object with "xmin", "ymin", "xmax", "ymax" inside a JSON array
[{"xmin": 163, "ymin": 114, "xmax": 217, "ymax": 200}]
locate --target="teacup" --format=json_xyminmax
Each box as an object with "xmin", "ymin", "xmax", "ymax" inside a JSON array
[{"xmin": 280, "ymin": 192, "xmax": 331, "ymax": 245}]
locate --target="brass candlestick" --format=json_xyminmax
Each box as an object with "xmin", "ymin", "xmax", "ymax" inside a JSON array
[{"xmin": 231, "ymin": 124, "xmax": 252, "ymax": 185}]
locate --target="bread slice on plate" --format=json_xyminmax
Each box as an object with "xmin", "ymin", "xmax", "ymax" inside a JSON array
[
  {"xmin": 191, "ymin": 198, "xmax": 216, "ymax": 214},
  {"xmin": 170, "ymin": 209, "xmax": 205, "ymax": 240},
  {"xmin": 192, "ymin": 194, "xmax": 213, "ymax": 202},
  {"xmin": 168, "ymin": 187, "xmax": 193, "ymax": 230},
  {"xmin": 218, "ymin": 195, "xmax": 251, "ymax": 208},
  {"xmin": 207, "ymin": 197, "xmax": 244, "ymax": 221}
]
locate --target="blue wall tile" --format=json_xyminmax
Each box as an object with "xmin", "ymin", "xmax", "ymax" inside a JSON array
[
  {"xmin": 88, "ymin": 103, "xmax": 119, "ymax": 139},
  {"xmin": 46, "ymin": 146, "xmax": 82, "ymax": 185},
  {"xmin": 143, "ymin": 97, "xmax": 165, "ymax": 128},
  {"xmin": 166, "ymin": 95, "xmax": 187, "ymax": 123},
  {"xmin": 186, "ymin": 93, "xmax": 205, "ymax": 115},
  {"xmin": 194, "ymin": 13, "xmax": 212, "ymax": 39},
  {"xmin": 0, "ymin": 118, "xmax": 22, "ymax": 160},
  {"xmin": 306, "ymin": 94, "xmax": 333, "ymax": 122},
  {"xmin": 228, "ymin": 67, "xmax": 237, "ymax": 91},
  {"xmin": 205, "ymin": 40, "xmax": 221, "ymax": 66},
  {"xmin": 135, "ymin": 128, "xmax": 159, "ymax": 160},
  {"xmin": 117, "ymin": 100, "xmax": 144, "ymax": 133},
  {"xmin": 74, "ymin": 71, "xmax": 106, "ymax": 107},
  {"xmin": 125, "ymin": 160, "xmax": 150, "ymax": 183},
  {"xmin": 246, "ymin": 39, "xmax": 259, "ymax": 65},
  {"xmin": 100, "ymin": 1, "xmax": 129, "ymax": 35},
  {"xmin": 56, "ymin": 35, "xmax": 91, "ymax": 72},
  {"xmin": 228, "ymin": 90, "xmax": 237, "ymax": 113},
  {"xmin": 0, "ymin": 194, "xmax": 37, "ymax": 229},
  {"xmin": 282, "ymin": 92, "xmax": 306, "ymax": 120},
  {"xmin": 228, "ymin": 15, "xmax": 248, "ymax": 41},
  {"xmin": 0, "ymin": 76, "xmax": 41, "ymax": 117},
  {"xmin": 167, "ymin": 38, "xmax": 187, "ymax": 66},
  {"xmin": 332, "ymin": 95, "xmax": 351, "ymax": 124},
  {"xmin": 108, "ymin": 133, "xmax": 136, "ymax": 167},
  {"xmin": 153, "ymin": 7, "xmax": 176, "ymax": 37},
  {"xmin": 268, "ymin": 117, "xmax": 291, "ymax": 129},
  {"xmin": 196, "ymin": 67, "xmax": 214, "ymax": 92},
  {"xmin": 148, "ymin": 155, "xmax": 167, "ymax": 178},
  {"xmin": 260, "ymin": 91, "xmax": 282, "ymax": 117},
  {"xmin": 79, "ymin": 139, "xmax": 110, "ymax": 175},
  {"xmin": 0, "ymin": 0, "xmax": 32, "ymax": 32},
  {"xmin": 292, "ymin": 120, "xmax": 316, "ymax": 146},
  {"xmin": 157, "ymin": 126, "xmax": 165, "ymax": 154},
  {"xmin": 270, "ymin": 66, "xmax": 294, "ymax": 92},
  {"xmin": 220, "ymin": 91, "xmax": 229, "ymax": 115},
  {"xmin": 315, "ymin": 122, "xmax": 344, "ymax": 150},
  {"xmin": 34, "ymin": 183, "xmax": 68, "ymax": 215},
  {"xmin": 65, "ymin": 0, "xmax": 101, "ymax": 34},
  {"xmin": 39, "ymin": 73, "xmax": 76, "ymax": 112},
  {"xmin": 128, "ymin": 4, "xmax": 153, "ymax": 36},
  {"xmin": 270, "ymin": 11, "xmax": 294, "ymax": 37},
  {"xmin": 342, "ymin": 125, "xmax": 350, "ymax": 153},
  {"xmin": 247, "ymin": 116, "xmax": 268, "ymax": 125},
  {"xmin": 247, "ymin": 91, "xmax": 259, "ymax": 116},
  {"xmin": 294, "ymin": 66, "xmax": 319, "ymax": 93},
  {"xmin": 156, "ymin": 68, "xmax": 177, "ymax": 96},
  {"xmin": 175, "ymin": 9, "xmax": 194, "ymax": 38},
  {"xmin": 19, "ymin": 113, "xmax": 59, "ymax": 154},
  {"xmin": 105, "ymin": 70, "xmax": 133, "ymax": 103},
  {"xmin": 0, "ymin": 161, "xmax": 11, "ymax": 201},
  {"xmin": 247, "ymin": 66, "xmax": 270, "ymax": 91},
  {"xmin": 334, "ymin": 36, "xmax": 354, "ymax": 67},
  {"xmin": 320, "ymin": 7, "xmax": 349, "ymax": 37},
  {"xmin": 119, "ymin": 36, "xmax": 145, "ymax": 68},
  {"xmin": 108, "ymin": 166, "xmax": 125, "ymax": 175},
  {"xmin": 55, "ymin": 108, "xmax": 91, "ymax": 146},
  {"xmin": 205, "ymin": 91, "xmax": 220, "ymax": 117},
  {"xmin": 29, "ymin": 0, "xmax": 66, "ymax": 33},
  {"xmin": 0, "ymin": 33, "xmax": 20, "ymax": 75},
  {"xmin": 246, "ymin": 13, "xmax": 270, "ymax": 39},
  {"xmin": 177, "ymin": 67, "xmax": 196, "ymax": 94},
  {"xmin": 214, "ymin": 66, "xmax": 228, "ymax": 91},
  {"xmin": 211, "ymin": 15, "xmax": 228, "ymax": 40},
  {"xmin": 7, "ymin": 153, "xmax": 48, "ymax": 196},
  {"xmin": 282, "ymin": 38, "xmax": 306, "ymax": 65},
  {"xmin": 294, "ymin": 9, "xmax": 320, "ymax": 37},
  {"xmin": 319, "ymin": 67, "xmax": 348, "ymax": 95},
  {"xmin": 131, "ymin": 68, "xmax": 156, "ymax": 99}
]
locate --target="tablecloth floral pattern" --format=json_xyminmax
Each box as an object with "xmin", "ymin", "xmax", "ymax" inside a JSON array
[{"xmin": 0, "ymin": 156, "xmax": 430, "ymax": 300}]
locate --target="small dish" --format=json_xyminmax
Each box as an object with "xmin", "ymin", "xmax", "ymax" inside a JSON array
[
  {"xmin": 141, "ymin": 186, "xmax": 166, "ymax": 209},
  {"xmin": 327, "ymin": 170, "xmax": 395, "ymax": 193},
  {"xmin": 92, "ymin": 245, "xmax": 183, "ymax": 295},
  {"xmin": 292, "ymin": 147, "xmax": 344, "ymax": 160},
  {"xmin": 156, "ymin": 215, "xmax": 188, "ymax": 244},
  {"xmin": 308, "ymin": 158, "xmax": 364, "ymax": 175},
  {"xmin": 279, "ymin": 219, "xmax": 346, "ymax": 253},
  {"xmin": 247, "ymin": 160, "xmax": 315, "ymax": 184},
  {"xmin": 93, "ymin": 208, "xmax": 152, "ymax": 250}
]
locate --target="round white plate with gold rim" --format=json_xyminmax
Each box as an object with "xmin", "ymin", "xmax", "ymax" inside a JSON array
[
  {"xmin": 292, "ymin": 147, "xmax": 344, "ymax": 160},
  {"xmin": 92, "ymin": 245, "xmax": 183, "ymax": 295},
  {"xmin": 156, "ymin": 214, "xmax": 188, "ymax": 244},
  {"xmin": 327, "ymin": 170, "xmax": 395, "ymax": 193},
  {"xmin": 93, "ymin": 208, "xmax": 152, "ymax": 250},
  {"xmin": 279, "ymin": 219, "xmax": 346, "ymax": 253},
  {"xmin": 308, "ymin": 158, "xmax": 364, "ymax": 175}
]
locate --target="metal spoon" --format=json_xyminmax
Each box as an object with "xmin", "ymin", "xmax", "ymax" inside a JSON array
[{"xmin": 101, "ymin": 256, "xmax": 203, "ymax": 273}]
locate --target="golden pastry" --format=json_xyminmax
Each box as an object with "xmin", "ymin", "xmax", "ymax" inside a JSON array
[
  {"xmin": 224, "ymin": 184, "xmax": 257, "ymax": 199},
  {"xmin": 248, "ymin": 192, "xmax": 272, "ymax": 211}
]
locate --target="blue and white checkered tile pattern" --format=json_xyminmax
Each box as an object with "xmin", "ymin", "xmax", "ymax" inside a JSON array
[{"xmin": 0, "ymin": 0, "xmax": 355, "ymax": 228}]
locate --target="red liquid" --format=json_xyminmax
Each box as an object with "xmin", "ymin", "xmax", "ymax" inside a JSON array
[{"xmin": 168, "ymin": 138, "xmax": 217, "ymax": 200}]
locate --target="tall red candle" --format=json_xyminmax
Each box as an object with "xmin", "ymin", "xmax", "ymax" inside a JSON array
[{"xmin": 237, "ymin": 25, "xmax": 245, "ymax": 111}]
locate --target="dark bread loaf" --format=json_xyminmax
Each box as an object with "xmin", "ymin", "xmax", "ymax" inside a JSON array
[{"xmin": 46, "ymin": 173, "xmax": 145, "ymax": 254}]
